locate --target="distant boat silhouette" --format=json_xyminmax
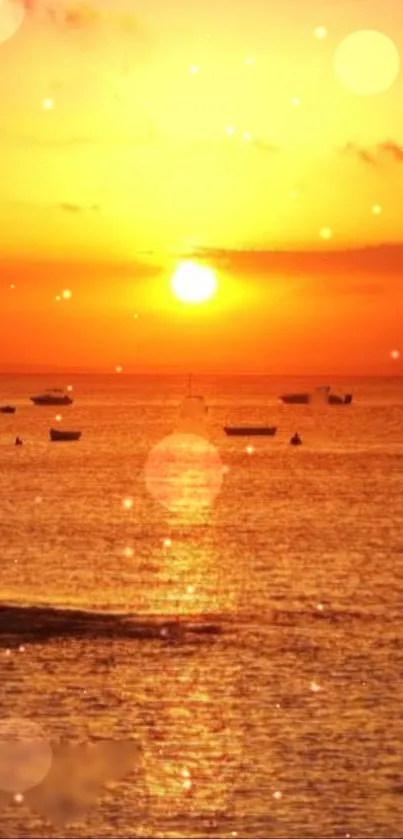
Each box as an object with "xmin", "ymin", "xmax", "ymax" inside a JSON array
[
  {"xmin": 327, "ymin": 393, "xmax": 353, "ymax": 405},
  {"xmin": 224, "ymin": 426, "xmax": 277, "ymax": 436},
  {"xmin": 0, "ymin": 405, "xmax": 16, "ymax": 414},
  {"xmin": 280, "ymin": 386, "xmax": 353, "ymax": 406},
  {"xmin": 280, "ymin": 393, "xmax": 310, "ymax": 404},
  {"xmin": 50, "ymin": 429, "xmax": 81, "ymax": 442},
  {"xmin": 31, "ymin": 389, "xmax": 73, "ymax": 406},
  {"xmin": 290, "ymin": 432, "xmax": 302, "ymax": 446},
  {"xmin": 15, "ymin": 436, "xmax": 23, "ymax": 446}
]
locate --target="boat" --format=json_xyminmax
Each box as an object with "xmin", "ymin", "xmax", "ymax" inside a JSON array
[
  {"xmin": 290, "ymin": 432, "xmax": 302, "ymax": 446},
  {"xmin": 179, "ymin": 374, "xmax": 208, "ymax": 423},
  {"xmin": 280, "ymin": 386, "xmax": 353, "ymax": 406},
  {"xmin": 280, "ymin": 393, "xmax": 310, "ymax": 405},
  {"xmin": 31, "ymin": 389, "xmax": 73, "ymax": 406},
  {"xmin": 224, "ymin": 426, "xmax": 277, "ymax": 436},
  {"xmin": 50, "ymin": 428, "xmax": 81, "ymax": 442},
  {"xmin": 327, "ymin": 393, "xmax": 352, "ymax": 405},
  {"xmin": 0, "ymin": 405, "xmax": 16, "ymax": 414}
]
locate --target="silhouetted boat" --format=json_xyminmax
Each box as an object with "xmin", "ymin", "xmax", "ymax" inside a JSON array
[
  {"xmin": 290, "ymin": 432, "xmax": 302, "ymax": 446},
  {"xmin": 280, "ymin": 393, "xmax": 310, "ymax": 404},
  {"xmin": 280, "ymin": 387, "xmax": 353, "ymax": 406},
  {"xmin": 50, "ymin": 429, "xmax": 81, "ymax": 442},
  {"xmin": 31, "ymin": 389, "xmax": 73, "ymax": 406},
  {"xmin": 327, "ymin": 393, "xmax": 353, "ymax": 405},
  {"xmin": 0, "ymin": 405, "xmax": 16, "ymax": 414},
  {"xmin": 224, "ymin": 426, "xmax": 277, "ymax": 436}
]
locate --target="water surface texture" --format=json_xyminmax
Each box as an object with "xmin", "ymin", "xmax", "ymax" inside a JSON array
[{"xmin": 1, "ymin": 374, "xmax": 402, "ymax": 838}]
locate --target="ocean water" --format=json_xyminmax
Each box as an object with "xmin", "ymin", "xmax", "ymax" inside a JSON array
[{"xmin": 1, "ymin": 374, "xmax": 403, "ymax": 838}]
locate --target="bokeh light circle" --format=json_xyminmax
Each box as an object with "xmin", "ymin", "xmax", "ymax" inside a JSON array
[
  {"xmin": 0, "ymin": 0, "xmax": 25, "ymax": 44},
  {"xmin": 0, "ymin": 718, "xmax": 52, "ymax": 793},
  {"xmin": 334, "ymin": 30, "xmax": 400, "ymax": 95},
  {"xmin": 145, "ymin": 433, "xmax": 223, "ymax": 512}
]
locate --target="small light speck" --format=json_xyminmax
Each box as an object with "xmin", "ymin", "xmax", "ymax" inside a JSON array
[
  {"xmin": 310, "ymin": 680, "xmax": 321, "ymax": 692},
  {"xmin": 116, "ymin": 365, "xmax": 123, "ymax": 373},
  {"xmin": 291, "ymin": 97, "xmax": 300, "ymax": 106},
  {"xmin": 225, "ymin": 125, "xmax": 235, "ymax": 136},
  {"xmin": 62, "ymin": 289, "xmax": 72, "ymax": 300},
  {"xmin": 10, "ymin": 283, "xmax": 15, "ymax": 289},
  {"xmin": 391, "ymin": 350, "xmax": 400, "ymax": 360},
  {"xmin": 163, "ymin": 537, "xmax": 172, "ymax": 548},
  {"xmin": 35, "ymin": 496, "xmax": 42, "ymax": 504},
  {"xmin": 14, "ymin": 793, "xmax": 24, "ymax": 804},
  {"xmin": 18, "ymin": 645, "xmax": 25, "ymax": 653},
  {"xmin": 5, "ymin": 649, "xmax": 11, "ymax": 656},
  {"xmin": 273, "ymin": 790, "xmax": 282, "ymax": 800},
  {"xmin": 316, "ymin": 603, "xmax": 324, "ymax": 611},
  {"xmin": 187, "ymin": 585, "xmax": 195, "ymax": 594},
  {"xmin": 372, "ymin": 204, "xmax": 382, "ymax": 215},
  {"xmin": 246, "ymin": 445, "xmax": 254, "ymax": 454},
  {"xmin": 320, "ymin": 227, "xmax": 333, "ymax": 240},
  {"xmin": 242, "ymin": 131, "xmax": 251, "ymax": 141},
  {"xmin": 245, "ymin": 56, "xmax": 255, "ymax": 65},
  {"xmin": 123, "ymin": 547, "xmax": 134, "ymax": 558},
  {"xmin": 55, "ymin": 414, "xmax": 62, "ymax": 423},
  {"xmin": 314, "ymin": 26, "xmax": 327, "ymax": 39},
  {"xmin": 55, "ymin": 295, "xmax": 61, "ymax": 302},
  {"xmin": 42, "ymin": 98, "xmax": 54, "ymax": 110},
  {"xmin": 189, "ymin": 65, "xmax": 199, "ymax": 74},
  {"xmin": 275, "ymin": 703, "xmax": 281, "ymax": 708},
  {"xmin": 133, "ymin": 313, "xmax": 139, "ymax": 319},
  {"xmin": 182, "ymin": 778, "xmax": 192, "ymax": 790},
  {"xmin": 122, "ymin": 497, "xmax": 133, "ymax": 510},
  {"xmin": 66, "ymin": 385, "xmax": 73, "ymax": 392}
]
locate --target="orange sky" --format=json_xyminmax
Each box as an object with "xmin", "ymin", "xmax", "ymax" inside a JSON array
[{"xmin": 1, "ymin": 0, "xmax": 403, "ymax": 373}]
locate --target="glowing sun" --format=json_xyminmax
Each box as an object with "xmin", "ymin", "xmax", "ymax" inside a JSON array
[{"xmin": 170, "ymin": 261, "xmax": 217, "ymax": 304}]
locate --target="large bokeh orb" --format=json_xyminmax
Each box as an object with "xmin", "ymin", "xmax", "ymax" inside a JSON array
[{"xmin": 145, "ymin": 433, "xmax": 223, "ymax": 512}]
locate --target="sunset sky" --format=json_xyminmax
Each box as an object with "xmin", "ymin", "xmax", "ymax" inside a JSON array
[{"xmin": 1, "ymin": 0, "xmax": 403, "ymax": 373}]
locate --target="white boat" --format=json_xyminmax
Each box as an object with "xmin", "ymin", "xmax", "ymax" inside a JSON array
[{"xmin": 31, "ymin": 388, "xmax": 73, "ymax": 406}]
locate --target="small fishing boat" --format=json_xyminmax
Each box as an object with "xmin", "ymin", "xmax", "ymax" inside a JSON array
[
  {"xmin": 0, "ymin": 405, "xmax": 16, "ymax": 414},
  {"xmin": 50, "ymin": 428, "xmax": 81, "ymax": 442},
  {"xmin": 280, "ymin": 393, "xmax": 310, "ymax": 405},
  {"xmin": 31, "ymin": 389, "xmax": 73, "ymax": 406},
  {"xmin": 280, "ymin": 386, "xmax": 353, "ymax": 406},
  {"xmin": 224, "ymin": 426, "xmax": 277, "ymax": 436},
  {"xmin": 290, "ymin": 432, "xmax": 302, "ymax": 446},
  {"xmin": 327, "ymin": 393, "xmax": 352, "ymax": 405}
]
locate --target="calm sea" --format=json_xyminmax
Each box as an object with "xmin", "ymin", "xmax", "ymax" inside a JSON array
[{"xmin": 1, "ymin": 374, "xmax": 403, "ymax": 838}]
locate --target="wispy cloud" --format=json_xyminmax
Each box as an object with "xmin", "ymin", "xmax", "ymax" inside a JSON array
[
  {"xmin": 22, "ymin": 1, "xmax": 144, "ymax": 37},
  {"xmin": 342, "ymin": 140, "xmax": 403, "ymax": 166},
  {"xmin": 59, "ymin": 202, "xmax": 100, "ymax": 212},
  {"xmin": 251, "ymin": 139, "xmax": 279, "ymax": 153},
  {"xmin": 193, "ymin": 244, "xmax": 403, "ymax": 277}
]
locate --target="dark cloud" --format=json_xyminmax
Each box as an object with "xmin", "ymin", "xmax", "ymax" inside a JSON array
[{"xmin": 193, "ymin": 244, "xmax": 403, "ymax": 277}]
